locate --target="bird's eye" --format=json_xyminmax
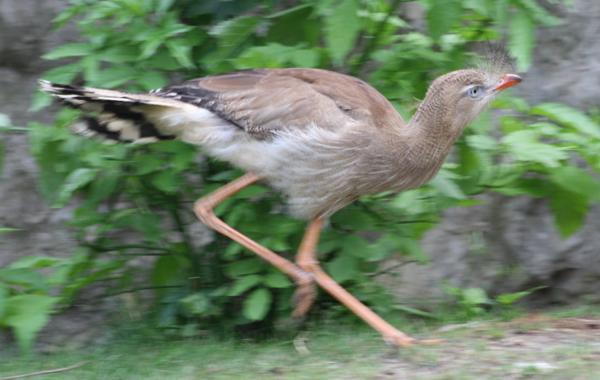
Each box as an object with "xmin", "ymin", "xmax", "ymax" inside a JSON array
[{"xmin": 467, "ymin": 85, "xmax": 485, "ymax": 99}]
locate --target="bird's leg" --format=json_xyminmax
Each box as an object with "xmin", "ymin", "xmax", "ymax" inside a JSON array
[
  {"xmin": 296, "ymin": 218, "xmax": 416, "ymax": 347},
  {"xmin": 195, "ymin": 175, "xmax": 416, "ymax": 346},
  {"xmin": 193, "ymin": 173, "xmax": 311, "ymax": 286},
  {"xmin": 292, "ymin": 217, "xmax": 323, "ymax": 318}
]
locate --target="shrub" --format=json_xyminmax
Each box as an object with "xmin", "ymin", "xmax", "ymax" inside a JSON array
[{"xmin": 3, "ymin": 0, "xmax": 598, "ymax": 352}]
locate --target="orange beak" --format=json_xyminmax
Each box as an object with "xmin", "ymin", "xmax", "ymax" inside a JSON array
[{"xmin": 494, "ymin": 74, "xmax": 522, "ymax": 91}]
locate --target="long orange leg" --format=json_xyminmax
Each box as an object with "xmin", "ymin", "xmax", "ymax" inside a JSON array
[
  {"xmin": 294, "ymin": 218, "xmax": 416, "ymax": 347},
  {"xmin": 194, "ymin": 174, "xmax": 416, "ymax": 346},
  {"xmin": 292, "ymin": 218, "xmax": 322, "ymax": 318},
  {"xmin": 193, "ymin": 173, "xmax": 310, "ymax": 286}
]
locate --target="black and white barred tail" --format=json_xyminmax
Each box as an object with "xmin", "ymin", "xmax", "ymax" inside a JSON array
[{"xmin": 39, "ymin": 80, "xmax": 183, "ymax": 143}]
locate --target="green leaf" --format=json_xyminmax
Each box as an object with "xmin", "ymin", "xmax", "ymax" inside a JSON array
[
  {"xmin": 0, "ymin": 284, "xmax": 7, "ymax": 319},
  {"xmin": 425, "ymin": 0, "xmax": 461, "ymax": 42},
  {"xmin": 100, "ymin": 45, "xmax": 139, "ymax": 63},
  {"xmin": 466, "ymin": 135, "xmax": 498, "ymax": 151},
  {"xmin": 331, "ymin": 206, "xmax": 376, "ymax": 230},
  {"xmin": 225, "ymin": 258, "xmax": 264, "ymax": 277},
  {"xmin": 0, "ymin": 268, "xmax": 46, "ymax": 291},
  {"xmin": 501, "ymin": 130, "xmax": 567, "ymax": 167},
  {"xmin": 266, "ymin": 4, "xmax": 318, "ymax": 46},
  {"xmin": 508, "ymin": 11, "xmax": 534, "ymax": 71},
  {"xmin": 180, "ymin": 292, "xmax": 219, "ymax": 317},
  {"xmin": 42, "ymin": 43, "xmax": 95, "ymax": 59},
  {"xmin": 549, "ymin": 186, "xmax": 589, "ymax": 238},
  {"xmin": 431, "ymin": 172, "xmax": 466, "ymax": 199},
  {"xmin": 2, "ymin": 294, "xmax": 58, "ymax": 352},
  {"xmin": 496, "ymin": 286, "xmax": 544, "ymax": 305},
  {"xmin": 393, "ymin": 304, "xmax": 436, "ymax": 319},
  {"xmin": 515, "ymin": 0, "xmax": 561, "ymax": 26},
  {"xmin": 151, "ymin": 170, "xmax": 181, "ymax": 193},
  {"xmin": 136, "ymin": 70, "xmax": 168, "ymax": 91},
  {"xmin": 40, "ymin": 63, "xmax": 81, "ymax": 84},
  {"xmin": 463, "ymin": 0, "xmax": 493, "ymax": 16},
  {"xmin": 209, "ymin": 16, "xmax": 260, "ymax": 54},
  {"xmin": 264, "ymin": 270, "xmax": 292, "ymax": 288},
  {"xmin": 234, "ymin": 184, "xmax": 267, "ymax": 199},
  {"xmin": 462, "ymin": 287, "xmax": 489, "ymax": 305},
  {"xmin": 151, "ymin": 255, "xmax": 186, "ymax": 286},
  {"xmin": 324, "ymin": 0, "xmax": 360, "ymax": 64},
  {"xmin": 0, "ymin": 227, "xmax": 19, "ymax": 234},
  {"xmin": 7, "ymin": 256, "xmax": 62, "ymax": 269},
  {"xmin": 87, "ymin": 170, "xmax": 120, "ymax": 203},
  {"xmin": 243, "ymin": 288, "xmax": 272, "ymax": 321},
  {"xmin": 114, "ymin": 211, "xmax": 163, "ymax": 241},
  {"xmin": 340, "ymin": 235, "xmax": 371, "ymax": 259},
  {"xmin": 234, "ymin": 43, "xmax": 318, "ymax": 69},
  {"xmin": 30, "ymin": 91, "xmax": 53, "ymax": 112},
  {"xmin": 550, "ymin": 166, "xmax": 600, "ymax": 201},
  {"xmin": 54, "ymin": 168, "xmax": 98, "ymax": 207},
  {"xmin": 86, "ymin": 66, "xmax": 137, "ymax": 88},
  {"xmin": 531, "ymin": 103, "xmax": 600, "ymax": 139},
  {"xmin": 227, "ymin": 274, "xmax": 262, "ymax": 296},
  {"xmin": 166, "ymin": 40, "xmax": 194, "ymax": 69},
  {"xmin": 156, "ymin": 0, "xmax": 175, "ymax": 15},
  {"xmin": 291, "ymin": 48, "xmax": 320, "ymax": 67},
  {"xmin": 327, "ymin": 254, "xmax": 359, "ymax": 283}
]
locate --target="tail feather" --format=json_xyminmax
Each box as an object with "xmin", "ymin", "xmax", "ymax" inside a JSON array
[{"xmin": 39, "ymin": 80, "xmax": 184, "ymax": 143}]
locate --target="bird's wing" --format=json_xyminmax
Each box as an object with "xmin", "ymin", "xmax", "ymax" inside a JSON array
[{"xmin": 153, "ymin": 68, "xmax": 405, "ymax": 139}]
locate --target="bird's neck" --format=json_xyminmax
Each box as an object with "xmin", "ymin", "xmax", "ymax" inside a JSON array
[{"xmin": 406, "ymin": 96, "xmax": 458, "ymax": 163}]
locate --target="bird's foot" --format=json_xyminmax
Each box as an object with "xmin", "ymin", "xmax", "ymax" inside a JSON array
[
  {"xmin": 383, "ymin": 332, "xmax": 417, "ymax": 347},
  {"xmin": 383, "ymin": 332, "xmax": 444, "ymax": 347},
  {"xmin": 292, "ymin": 275, "xmax": 317, "ymax": 318}
]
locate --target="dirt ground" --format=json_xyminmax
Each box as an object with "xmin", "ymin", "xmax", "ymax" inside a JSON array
[
  {"xmin": 375, "ymin": 316, "xmax": 600, "ymax": 379},
  {"xmin": 2, "ymin": 314, "xmax": 600, "ymax": 379}
]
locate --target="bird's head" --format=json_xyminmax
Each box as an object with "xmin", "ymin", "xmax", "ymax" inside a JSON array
[{"xmin": 412, "ymin": 68, "xmax": 522, "ymax": 137}]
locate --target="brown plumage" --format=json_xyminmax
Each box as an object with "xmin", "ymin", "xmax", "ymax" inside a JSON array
[{"xmin": 40, "ymin": 66, "xmax": 521, "ymax": 346}]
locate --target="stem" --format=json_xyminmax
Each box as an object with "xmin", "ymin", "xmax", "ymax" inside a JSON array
[
  {"xmin": 0, "ymin": 126, "xmax": 28, "ymax": 133},
  {"xmin": 107, "ymin": 252, "xmax": 170, "ymax": 256},
  {"xmin": 355, "ymin": 201, "xmax": 436, "ymax": 226},
  {"xmin": 168, "ymin": 198, "xmax": 203, "ymax": 289},
  {"xmin": 350, "ymin": 0, "xmax": 405, "ymax": 75},
  {"xmin": 0, "ymin": 361, "xmax": 88, "ymax": 380},
  {"xmin": 83, "ymin": 242, "xmax": 168, "ymax": 252},
  {"xmin": 100, "ymin": 285, "xmax": 183, "ymax": 298},
  {"xmin": 368, "ymin": 259, "xmax": 417, "ymax": 277}
]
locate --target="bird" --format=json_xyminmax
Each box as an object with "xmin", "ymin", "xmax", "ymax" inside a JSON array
[{"xmin": 40, "ymin": 65, "xmax": 521, "ymax": 346}]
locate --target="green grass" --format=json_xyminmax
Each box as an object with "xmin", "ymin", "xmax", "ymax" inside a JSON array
[
  {"xmin": 2, "ymin": 308, "xmax": 600, "ymax": 380},
  {"xmin": 0, "ymin": 322, "xmax": 391, "ymax": 380}
]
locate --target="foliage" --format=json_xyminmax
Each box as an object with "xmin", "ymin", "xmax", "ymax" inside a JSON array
[
  {"xmin": 3, "ymin": 0, "xmax": 597, "ymax": 352},
  {"xmin": 0, "ymin": 256, "xmax": 67, "ymax": 352},
  {"xmin": 444, "ymin": 285, "xmax": 545, "ymax": 318}
]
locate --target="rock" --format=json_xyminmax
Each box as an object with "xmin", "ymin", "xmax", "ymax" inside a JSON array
[
  {"xmin": 0, "ymin": 0, "xmax": 113, "ymax": 349},
  {"xmin": 388, "ymin": 0, "xmax": 600, "ymax": 306}
]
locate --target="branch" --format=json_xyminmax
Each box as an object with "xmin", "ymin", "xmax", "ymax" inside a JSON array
[
  {"xmin": 368, "ymin": 259, "xmax": 418, "ymax": 277},
  {"xmin": 99, "ymin": 284, "xmax": 183, "ymax": 298},
  {"xmin": 83, "ymin": 242, "xmax": 168, "ymax": 252},
  {"xmin": 0, "ymin": 126, "xmax": 28, "ymax": 133},
  {"xmin": 0, "ymin": 361, "xmax": 88, "ymax": 380}
]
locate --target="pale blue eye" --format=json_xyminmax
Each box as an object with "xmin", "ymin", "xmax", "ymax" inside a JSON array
[{"xmin": 467, "ymin": 86, "xmax": 485, "ymax": 99}]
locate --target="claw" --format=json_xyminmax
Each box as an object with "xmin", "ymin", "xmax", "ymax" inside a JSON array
[
  {"xmin": 383, "ymin": 334, "xmax": 444, "ymax": 347},
  {"xmin": 383, "ymin": 333, "xmax": 417, "ymax": 347}
]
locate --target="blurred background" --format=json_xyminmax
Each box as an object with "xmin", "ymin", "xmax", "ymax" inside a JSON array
[{"xmin": 1, "ymin": 0, "xmax": 600, "ymax": 356}]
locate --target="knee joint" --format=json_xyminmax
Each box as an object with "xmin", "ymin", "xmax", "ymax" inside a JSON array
[{"xmin": 194, "ymin": 199, "xmax": 215, "ymax": 225}]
